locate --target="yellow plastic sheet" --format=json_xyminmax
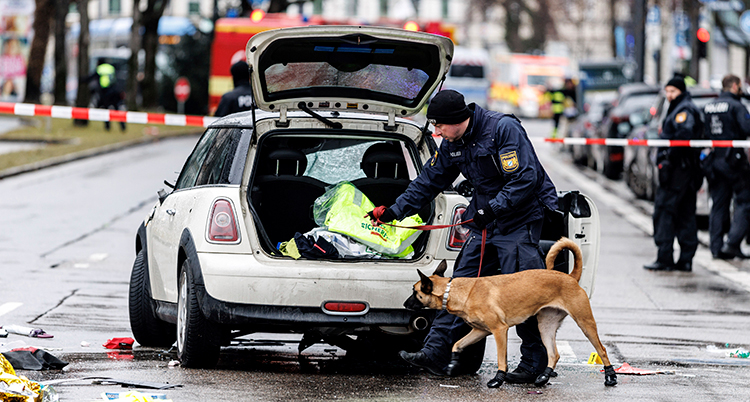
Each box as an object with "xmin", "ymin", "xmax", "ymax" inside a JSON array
[{"xmin": 0, "ymin": 353, "xmax": 41, "ymax": 402}]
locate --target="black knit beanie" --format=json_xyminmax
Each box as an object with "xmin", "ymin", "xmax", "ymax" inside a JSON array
[
  {"xmin": 230, "ymin": 61, "xmax": 250, "ymax": 86},
  {"xmin": 665, "ymin": 76, "xmax": 686, "ymax": 93},
  {"xmin": 427, "ymin": 90, "xmax": 472, "ymax": 125}
]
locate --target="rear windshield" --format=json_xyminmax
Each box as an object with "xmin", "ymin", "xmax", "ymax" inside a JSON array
[
  {"xmin": 619, "ymin": 92, "xmax": 658, "ymax": 114},
  {"xmin": 257, "ymin": 36, "xmax": 442, "ymax": 107}
]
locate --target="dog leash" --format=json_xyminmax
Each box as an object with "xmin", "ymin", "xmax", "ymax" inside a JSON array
[{"xmin": 368, "ymin": 207, "xmax": 487, "ymax": 277}]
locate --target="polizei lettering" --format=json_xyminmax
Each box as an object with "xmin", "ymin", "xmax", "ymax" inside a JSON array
[{"xmin": 704, "ymin": 102, "xmax": 729, "ymax": 114}]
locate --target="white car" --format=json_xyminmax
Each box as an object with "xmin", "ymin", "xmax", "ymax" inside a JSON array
[{"xmin": 128, "ymin": 26, "xmax": 601, "ymax": 368}]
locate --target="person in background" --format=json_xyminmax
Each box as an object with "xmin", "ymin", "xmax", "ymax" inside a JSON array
[
  {"xmin": 644, "ymin": 76, "xmax": 704, "ymax": 272},
  {"xmin": 702, "ymin": 74, "xmax": 750, "ymax": 260},
  {"xmin": 546, "ymin": 78, "xmax": 576, "ymax": 138},
  {"xmin": 95, "ymin": 60, "xmax": 126, "ymax": 132},
  {"xmin": 215, "ymin": 61, "xmax": 254, "ymax": 117}
]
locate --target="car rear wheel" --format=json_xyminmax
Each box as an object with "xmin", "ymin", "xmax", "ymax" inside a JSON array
[
  {"xmin": 128, "ymin": 250, "xmax": 177, "ymax": 347},
  {"xmin": 177, "ymin": 261, "xmax": 221, "ymax": 368}
]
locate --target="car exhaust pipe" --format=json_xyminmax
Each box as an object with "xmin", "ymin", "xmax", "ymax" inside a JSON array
[{"xmin": 411, "ymin": 316, "xmax": 429, "ymax": 331}]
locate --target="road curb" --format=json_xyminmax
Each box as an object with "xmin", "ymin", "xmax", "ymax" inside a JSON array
[{"xmin": 0, "ymin": 132, "xmax": 200, "ymax": 181}]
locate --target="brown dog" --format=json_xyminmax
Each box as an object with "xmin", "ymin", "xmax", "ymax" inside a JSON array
[{"xmin": 403, "ymin": 237, "xmax": 617, "ymax": 388}]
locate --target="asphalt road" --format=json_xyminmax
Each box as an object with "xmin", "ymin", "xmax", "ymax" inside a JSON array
[{"xmin": 1, "ymin": 119, "xmax": 750, "ymax": 401}]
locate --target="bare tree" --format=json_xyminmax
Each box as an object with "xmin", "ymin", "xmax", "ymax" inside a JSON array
[
  {"xmin": 495, "ymin": 0, "xmax": 550, "ymax": 54},
  {"xmin": 53, "ymin": 0, "xmax": 69, "ymax": 105},
  {"xmin": 141, "ymin": 0, "xmax": 169, "ymax": 109},
  {"xmin": 126, "ymin": 0, "xmax": 141, "ymax": 110},
  {"xmin": 24, "ymin": 0, "xmax": 53, "ymax": 104},
  {"xmin": 74, "ymin": 0, "xmax": 90, "ymax": 125}
]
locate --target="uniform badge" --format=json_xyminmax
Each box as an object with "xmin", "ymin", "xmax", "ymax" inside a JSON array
[
  {"xmin": 499, "ymin": 151, "xmax": 519, "ymax": 173},
  {"xmin": 430, "ymin": 150, "xmax": 438, "ymax": 166},
  {"xmin": 675, "ymin": 112, "xmax": 687, "ymax": 124}
]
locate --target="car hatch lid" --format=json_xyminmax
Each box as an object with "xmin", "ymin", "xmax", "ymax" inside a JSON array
[{"xmin": 246, "ymin": 25, "xmax": 454, "ymax": 118}]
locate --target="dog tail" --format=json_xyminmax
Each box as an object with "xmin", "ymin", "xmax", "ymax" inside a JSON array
[{"xmin": 545, "ymin": 237, "xmax": 583, "ymax": 282}]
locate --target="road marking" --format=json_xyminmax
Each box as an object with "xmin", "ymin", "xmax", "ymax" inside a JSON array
[
  {"xmin": 557, "ymin": 340, "xmax": 577, "ymax": 363},
  {"xmin": 89, "ymin": 253, "xmax": 108, "ymax": 262},
  {"xmin": 0, "ymin": 302, "xmax": 22, "ymax": 317}
]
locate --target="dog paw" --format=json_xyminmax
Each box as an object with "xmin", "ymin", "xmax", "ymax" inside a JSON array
[
  {"xmin": 487, "ymin": 370, "xmax": 506, "ymax": 388},
  {"xmin": 534, "ymin": 367, "xmax": 554, "ymax": 387},
  {"xmin": 603, "ymin": 365, "xmax": 617, "ymax": 386}
]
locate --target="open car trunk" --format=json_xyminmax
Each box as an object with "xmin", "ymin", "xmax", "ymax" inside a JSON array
[{"xmin": 248, "ymin": 129, "xmax": 434, "ymax": 259}]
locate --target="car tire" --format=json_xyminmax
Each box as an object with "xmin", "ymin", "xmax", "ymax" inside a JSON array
[
  {"xmin": 177, "ymin": 261, "xmax": 221, "ymax": 368},
  {"xmin": 129, "ymin": 250, "xmax": 177, "ymax": 347}
]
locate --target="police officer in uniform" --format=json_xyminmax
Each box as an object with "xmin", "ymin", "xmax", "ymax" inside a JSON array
[
  {"xmin": 95, "ymin": 61, "xmax": 126, "ymax": 131},
  {"xmin": 214, "ymin": 61, "xmax": 254, "ymax": 117},
  {"xmin": 644, "ymin": 76, "xmax": 704, "ymax": 271},
  {"xmin": 702, "ymin": 74, "xmax": 750, "ymax": 259},
  {"xmin": 366, "ymin": 90, "xmax": 558, "ymax": 383}
]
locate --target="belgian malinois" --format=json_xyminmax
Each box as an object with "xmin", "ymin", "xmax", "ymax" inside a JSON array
[{"xmin": 404, "ymin": 237, "xmax": 617, "ymax": 388}]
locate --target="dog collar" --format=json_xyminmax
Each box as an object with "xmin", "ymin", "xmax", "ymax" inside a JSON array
[{"xmin": 442, "ymin": 278, "xmax": 453, "ymax": 310}]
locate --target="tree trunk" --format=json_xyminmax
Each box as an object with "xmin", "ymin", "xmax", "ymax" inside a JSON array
[
  {"xmin": 609, "ymin": 0, "xmax": 617, "ymax": 58},
  {"xmin": 139, "ymin": 0, "xmax": 168, "ymax": 110},
  {"xmin": 504, "ymin": 0, "xmax": 522, "ymax": 53},
  {"xmin": 74, "ymin": 0, "xmax": 90, "ymax": 125},
  {"xmin": 528, "ymin": 0, "xmax": 550, "ymax": 53},
  {"xmin": 24, "ymin": 0, "xmax": 53, "ymax": 104},
  {"xmin": 53, "ymin": 0, "xmax": 69, "ymax": 105},
  {"xmin": 127, "ymin": 0, "xmax": 141, "ymax": 110}
]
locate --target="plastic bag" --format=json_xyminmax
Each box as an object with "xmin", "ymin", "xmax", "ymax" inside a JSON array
[{"xmin": 313, "ymin": 182, "xmax": 422, "ymax": 257}]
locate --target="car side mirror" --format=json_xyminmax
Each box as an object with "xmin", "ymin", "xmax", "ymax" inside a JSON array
[{"xmin": 157, "ymin": 188, "xmax": 168, "ymax": 204}]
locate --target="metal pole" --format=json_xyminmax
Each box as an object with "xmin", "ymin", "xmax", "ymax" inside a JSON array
[{"xmin": 634, "ymin": 0, "xmax": 647, "ymax": 82}]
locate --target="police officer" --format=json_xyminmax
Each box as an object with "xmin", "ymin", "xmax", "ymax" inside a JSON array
[
  {"xmin": 702, "ymin": 74, "xmax": 750, "ymax": 259},
  {"xmin": 366, "ymin": 90, "xmax": 558, "ymax": 383},
  {"xmin": 214, "ymin": 61, "xmax": 254, "ymax": 117},
  {"xmin": 95, "ymin": 61, "xmax": 126, "ymax": 131},
  {"xmin": 644, "ymin": 76, "xmax": 704, "ymax": 272},
  {"xmin": 546, "ymin": 78, "xmax": 576, "ymax": 138}
]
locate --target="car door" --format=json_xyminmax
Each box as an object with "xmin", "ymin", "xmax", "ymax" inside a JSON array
[{"xmin": 148, "ymin": 129, "xmax": 219, "ymax": 302}]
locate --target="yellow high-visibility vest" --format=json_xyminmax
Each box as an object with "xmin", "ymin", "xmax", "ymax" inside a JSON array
[{"xmin": 97, "ymin": 63, "xmax": 115, "ymax": 89}]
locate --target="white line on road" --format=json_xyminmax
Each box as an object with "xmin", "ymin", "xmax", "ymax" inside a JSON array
[
  {"xmin": 0, "ymin": 302, "xmax": 22, "ymax": 317},
  {"xmin": 556, "ymin": 340, "xmax": 577, "ymax": 363}
]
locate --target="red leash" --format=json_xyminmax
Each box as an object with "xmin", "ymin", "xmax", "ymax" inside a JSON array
[{"xmin": 368, "ymin": 207, "xmax": 487, "ymax": 277}]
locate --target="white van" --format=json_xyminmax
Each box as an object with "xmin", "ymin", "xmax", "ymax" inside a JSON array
[{"xmin": 441, "ymin": 46, "xmax": 490, "ymax": 108}]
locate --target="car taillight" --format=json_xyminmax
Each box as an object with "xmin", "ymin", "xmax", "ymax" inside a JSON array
[
  {"xmin": 447, "ymin": 205, "xmax": 470, "ymax": 251},
  {"xmin": 323, "ymin": 302, "xmax": 368, "ymax": 314},
  {"xmin": 610, "ymin": 115, "xmax": 627, "ymax": 124},
  {"xmin": 207, "ymin": 199, "xmax": 239, "ymax": 243}
]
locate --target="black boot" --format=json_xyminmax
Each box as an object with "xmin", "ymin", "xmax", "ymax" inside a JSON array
[
  {"xmin": 534, "ymin": 367, "xmax": 554, "ymax": 387},
  {"xmin": 445, "ymin": 352, "xmax": 461, "ymax": 376},
  {"xmin": 643, "ymin": 261, "xmax": 673, "ymax": 271},
  {"xmin": 720, "ymin": 244, "xmax": 750, "ymax": 259},
  {"xmin": 487, "ymin": 370, "xmax": 506, "ymax": 388},
  {"xmin": 604, "ymin": 365, "xmax": 617, "ymax": 386}
]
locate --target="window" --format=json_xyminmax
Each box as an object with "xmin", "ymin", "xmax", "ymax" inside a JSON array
[
  {"xmin": 174, "ymin": 128, "xmax": 220, "ymax": 190},
  {"xmin": 109, "ymin": 0, "xmax": 121, "ymax": 15},
  {"xmin": 188, "ymin": 1, "xmax": 200, "ymax": 15},
  {"xmin": 195, "ymin": 129, "xmax": 242, "ymax": 186}
]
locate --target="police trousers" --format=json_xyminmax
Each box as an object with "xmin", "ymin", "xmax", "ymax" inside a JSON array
[
  {"xmin": 708, "ymin": 172, "xmax": 750, "ymax": 253},
  {"xmin": 653, "ymin": 185, "xmax": 698, "ymax": 265},
  {"xmin": 421, "ymin": 218, "xmax": 547, "ymax": 374}
]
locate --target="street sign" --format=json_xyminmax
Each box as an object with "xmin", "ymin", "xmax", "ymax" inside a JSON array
[
  {"xmin": 174, "ymin": 77, "xmax": 191, "ymax": 103},
  {"xmin": 647, "ymin": 5, "xmax": 661, "ymax": 25},
  {"xmin": 741, "ymin": 10, "xmax": 750, "ymax": 34}
]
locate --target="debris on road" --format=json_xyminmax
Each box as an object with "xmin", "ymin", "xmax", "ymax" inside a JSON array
[
  {"xmin": 101, "ymin": 391, "xmax": 170, "ymax": 401},
  {"xmin": 92, "ymin": 378, "xmax": 182, "ymax": 390},
  {"xmin": 438, "ymin": 384, "xmax": 459, "ymax": 388},
  {"xmin": 167, "ymin": 360, "xmax": 180, "ymax": 368},
  {"xmin": 81, "ymin": 341, "xmax": 90, "ymax": 347},
  {"xmin": 1, "ymin": 325, "xmax": 53, "ymax": 338},
  {"xmin": 0, "ymin": 328, "xmax": 7, "ymax": 338},
  {"xmin": 1, "ymin": 347, "xmax": 68, "ymax": 370},
  {"xmin": 609, "ymin": 362, "xmax": 675, "ymax": 375},
  {"xmin": 103, "ymin": 338, "xmax": 135, "ymax": 350},
  {"xmin": 587, "ymin": 352, "xmax": 603, "ymax": 365}
]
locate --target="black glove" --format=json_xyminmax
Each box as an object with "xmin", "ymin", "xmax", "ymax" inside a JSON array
[
  {"xmin": 472, "ymin": 203, "xmax": 496, "ymax": 230},
  {"xmin": 366, "ymin": 206, "xmax": 397, "ymax": 225}
]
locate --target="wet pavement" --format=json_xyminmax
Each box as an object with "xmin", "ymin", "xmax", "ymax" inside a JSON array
[{"xmin": 2, "ymin": 119, "xmax": 750, "ymax": 401}]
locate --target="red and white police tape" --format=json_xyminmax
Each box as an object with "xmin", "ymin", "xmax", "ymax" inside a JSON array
[
  {"xmin": 544, "ymin": 137, "xmax": 750, "ymax": 148},
  {"xmin": 0, "ymin": 102, "xmax": 218, "ymax": 128}
]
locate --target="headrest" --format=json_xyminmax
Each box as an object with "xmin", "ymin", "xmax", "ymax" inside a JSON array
[
  {"xmin": 360, "ymin": 143, "xmax": 407, "ymax": 179},
  {"xmin": 266, "ymin": 148, "xmax": 307, "ymax": 176}
]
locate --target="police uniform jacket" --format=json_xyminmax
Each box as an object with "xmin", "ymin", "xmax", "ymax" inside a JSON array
[
  {"xmin": 215, "ymin": 83, "xmax": 254, "ymax": 117},
  {"xmin": 658, "ymin": 92, "xmax": 704, "ymax": 189},
  {"xmin": 389, "ymin": 104, "xmax": 558, "ymax": 234},
  {"xmin": 703, "ymin": 91, "xmax": 750, "ymax": 177}
]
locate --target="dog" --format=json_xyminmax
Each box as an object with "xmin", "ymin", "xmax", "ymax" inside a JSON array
[{"xmin": 403, "ymin": 237, "xmax": 617, "ymax": 388}]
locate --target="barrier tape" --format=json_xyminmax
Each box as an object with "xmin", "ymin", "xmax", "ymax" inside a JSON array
[
  {"xmin": 544, "ymin": 137, "xmax": 750, "ymax": 148},
  {"xmin": 0, "ymin": 102, "xmax": 218, "ymax": 128}
]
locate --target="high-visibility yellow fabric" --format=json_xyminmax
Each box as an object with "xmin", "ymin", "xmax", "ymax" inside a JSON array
[
  {"xmin": 314, "ymin": 181, "xmax": 422, "ymax": 257},
  {"xmin": 97, "ymin": 63, "xmax": 116, "ymax": 88}
]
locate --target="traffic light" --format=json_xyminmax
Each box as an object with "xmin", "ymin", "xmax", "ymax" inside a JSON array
[{"xmin": 697, "ymin": 28, "xmax": 710, "ymax": 59}]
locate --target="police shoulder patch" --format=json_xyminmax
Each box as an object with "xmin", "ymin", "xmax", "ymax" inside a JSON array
[
  {"xmin": 675, "ymin": 112, "xmax": 687, "ymax": 124},
  {"xmin": 430, "ymin": 150, "xmax": 438, "ymax": 166},
  {"xmin": 499, "ymin": 151, "xmax": 519, "ymax": 173}
]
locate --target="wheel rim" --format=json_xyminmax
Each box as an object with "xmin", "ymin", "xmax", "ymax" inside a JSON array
[{"xmin": 177, "ymin": 271, "xmax": 188, "ymax": 356}]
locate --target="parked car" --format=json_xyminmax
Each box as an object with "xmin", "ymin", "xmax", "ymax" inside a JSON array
[
  {"xmin": 591, "ymin": 83, "xmax": 660, "ymax": 180},
  {"xmin": 128, "ymin": 26, "xmax": 603, "ymax": 368},
  {"xmin": 566, "ymin": 91, "xmax": 617, "ymax": 167}
]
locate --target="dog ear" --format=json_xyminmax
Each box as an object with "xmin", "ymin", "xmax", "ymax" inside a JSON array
[
  {"xmin": 433, "ymin": 260, "xmax": 448, "ymax": 277},
  {"xmin": 417, "ymin": 270, "xmax": 433, "ymax": 294}
]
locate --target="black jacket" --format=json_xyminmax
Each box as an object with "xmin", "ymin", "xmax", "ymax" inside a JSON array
[
  {"xmin": 215, "ymin": 84, "xmax": 254, "ymax": 117},
  {"xmin": 702, "ymin": 91, "xmax": 750, "ymax": 178},
  {"xmin": 658, "ymin": 92, "xmax": 704, "ymax": 190}
]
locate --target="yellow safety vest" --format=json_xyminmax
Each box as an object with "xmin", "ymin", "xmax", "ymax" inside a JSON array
[
  {"xmin": 551, "ymin": 91, "xmax": 565, "ymax": 114},
  {"xmin": 97, "ymin": 63, "xmax": 115, "ymax": 89},
  {"xmin": 314, "ymin": 181, "xmax": 422, "ymax": 257}
]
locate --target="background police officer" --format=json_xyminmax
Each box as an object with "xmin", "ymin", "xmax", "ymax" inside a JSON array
[
  {"xmin": 214, "ymin": 61, "xmax": 254, "ymax": 117},
  {"xmin": 366, "ymin": 90, "xmax": 558, "ymax": 383},
  {"xmin": 644, "ymin": 76, "xmax": 704, "ymax": 272},
  {"xmin": 702, "ymin": 74, "xmax": 750, "ymax": 259},
  {"xmin": 94, "ymin": 60, "xmax": 126, "ymax": 131}
]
